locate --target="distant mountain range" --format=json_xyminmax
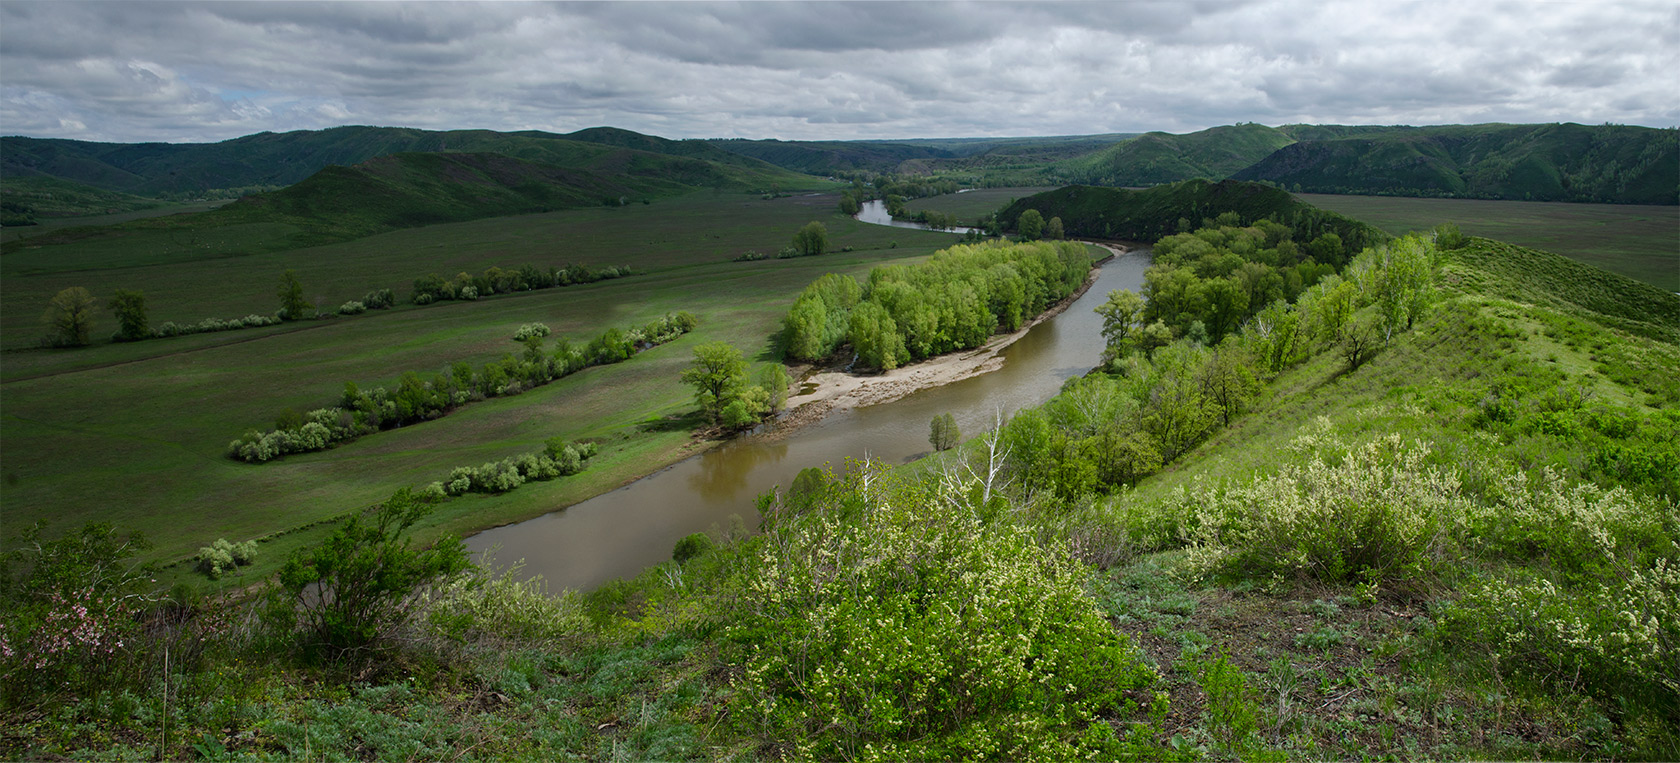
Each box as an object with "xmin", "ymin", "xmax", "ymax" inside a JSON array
[{"xmin": 2, "ymin": 121, "xmax": 1673, "ymax": 230}]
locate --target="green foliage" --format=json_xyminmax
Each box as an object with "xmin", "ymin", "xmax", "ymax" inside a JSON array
[
  {"xmin": 1058, "ymin": 123, "xmax": 1297, "ymax": 187},
  {"xmin": 276, "ymin": 269, "xmax": 312, "ymax": 321},
  {"xmin": 680, "ymin": 341, "xmax": 750, "ymax": 425},
  {"xmin": 785, "ymin": 239, "xmax": 1089, "ymax": 365},
  {"xmin": 424, "ymin": 561, "xmax": 587, "ymax": 646},
  {"xmin": 195, "ymin": 537, "xmax": 258, "ymax": 579},
  {"xmin": 41, "ymin": 286, "xmax": 96, "ymax": 347},
  {"xmin": 929, "ymin": 412, "xmax": 960, "ymax": 451},
  {"xmin": 232, "ymin": 314, "xmax": 692, "ymax": 462},
  {"xmin": 1236, "ymin": 122, "xmax": 1678, "ymax": 204},
  {"xmin": 0, "ymin": 523, "xmax": 156, "ymax": 706},
  {"xmin": 791, "ymin": 220, "xmax": 829, "ymax": 257},
  {"xmin": 107, "ymin": 289, "xmax": 148, "ymax": 341},
  {"xmin": 1017, "ymin": 208, "xmax": 1045, "ymax": 239},
  {"xmin": 999, "ymin": 180, "xmax": 1390, "ymax": 254},
  {"xmin": 275, "ymin": 489, "xmax": 469, "ymax": 657},
  {"xmin": 671, "ymin": 533, "xmax": 713, "ymax": 564},
  {"xmin": 732, "ymin": 464, "xmax": 1160, "ymax": 760}
]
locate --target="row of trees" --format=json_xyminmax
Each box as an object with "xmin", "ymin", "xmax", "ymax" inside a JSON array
[
  {"xmin": 229, "ymin": 312, "xmax": 697, "ymax": 462},
  {"xmin": 411, "ymin": 263, "xmax": 632, "ymax": 305},
  {"xmin": 781, "ymin": 240, "xmax": 1091, "ymax": 370},
  {"xmin": 438, "ymin": 438, "xmax": 597, "ymax": 496},
  {"xmin": 38, "ymin": 272, "xmax": 394, "ymax": 348}
]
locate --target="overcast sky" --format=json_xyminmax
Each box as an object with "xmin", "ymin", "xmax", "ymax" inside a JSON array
[{"xmin": 2, "ymin": 1, "xmax": 1675, "ymax": 144}]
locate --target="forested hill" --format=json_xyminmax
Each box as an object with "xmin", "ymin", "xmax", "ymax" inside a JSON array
[
  {"xmin": 21, "ymin": 151, "xmax": 726, "ymax": 254},
  {"xmin": 1236, "ymin": 123, "xmax": 1678, "ymax": 204},
  {"xmin": 706, "ymin": 138, "xmax": 954, "ymax": 175},
  {"xmin": 997, "ymin": 179, "xmax": 1388, "ymax": 252},
  {"xmin": 1054, "ymin": 123, "xmax": 1296, "ymax": 187},
  {"xmin": 0, "ymin": 125, "xmax": 808, "ymax": 199}
]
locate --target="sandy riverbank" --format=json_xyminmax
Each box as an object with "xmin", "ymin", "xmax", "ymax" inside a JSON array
[{"xmin": 768, "ymin": 242, "xmax": 1131, "ymax": 438}]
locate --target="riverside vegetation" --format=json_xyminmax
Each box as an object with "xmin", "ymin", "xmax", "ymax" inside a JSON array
[{"xmin": 5, "ymin": 179, "xmax": 1674, "ymax": 758}]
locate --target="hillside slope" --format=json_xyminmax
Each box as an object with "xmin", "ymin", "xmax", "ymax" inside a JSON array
[
  {"xmin": 1, "ymin": 126, "xmax": 811, "ymax": 197},
  {"xmin": 13, "ymin": 151, "xmax": 708, "ymax": 256},
  {"xmin": 997, "ymin": 179, "xmax": 1388, "ymax": 251},
  {"xmin": 1055, "ymin": 123, "xmax": 1296, "ymax": 187},
  {"xmin": 1235, "ymin": 122, "xmax": 1678, "ymax": 204}
]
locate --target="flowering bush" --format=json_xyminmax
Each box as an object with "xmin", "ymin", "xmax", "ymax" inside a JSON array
[
  {"xmin": 0, "ymin": 523, "xmax": 156, "ymax": 704},
  {"xmin": 196, "ymin": 537, "xmax": 259, "ymax": 579}
]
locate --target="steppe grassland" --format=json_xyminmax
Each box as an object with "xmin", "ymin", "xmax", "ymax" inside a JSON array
[{"xmin": 1298, "ymin": 193, "xmax": 1678, "ymax": 290}]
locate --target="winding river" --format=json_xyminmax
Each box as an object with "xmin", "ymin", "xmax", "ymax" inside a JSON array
[{"xmin": 467, "ymin": 205, "xmax": 1150, "ymax": 591}]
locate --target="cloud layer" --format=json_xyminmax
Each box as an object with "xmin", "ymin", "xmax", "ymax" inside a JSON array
[{"xmin": 2, "ymin": 1, "xmax": 1674, "ymax": 143}]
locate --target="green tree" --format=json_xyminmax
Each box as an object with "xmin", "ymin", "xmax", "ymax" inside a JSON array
[
  {"xmin": 792, "ymin": 221, "xmax": 829, "ymax": 257},
  {"xmin": 838, "ymin": 194, "xmax": 861, "ymax": 216},
  {"xmin": 1017, "ymin": 209, "xmax": 1044, "ymax": 240},
  {"xmin": 41, "ymin": 287, "xmax": 97, "ymax": 347},
  {"xmin": 107, "ymin": 289, "xmax": 149, "ymax": 341},
  {"xmin": 277, "ymin": 270, "xmax": 313, "ymax": 321},
  {"xmin": 849, "ymin": 301, "xmax": 909, "ymax": 371},
  {"xmin": 1045, "ymin": 216, "xmax": 1065, "ymax": 241},
  {"xmin": 681, "ymin": 341, "xmax": 750, "ymax": 425},
  {"xmin": 929, "ymin": 412, "xmax": 960, "ymax": 451},
  {"xmin": 1095, "ymin": 289, "xmax": 1145, "ymax": 357},
  {"xmin": 276, "ymin": 489, "xmax": 468, "ymax": 657}
]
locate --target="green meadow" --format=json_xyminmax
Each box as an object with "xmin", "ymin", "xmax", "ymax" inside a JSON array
[
  {"xmin": 1298, "ymin": 193, "xmax": 1678, "ymax": 290},
  {"xmin": 0, "ymin": 190, "xmax": 972, "ymax": 572}
]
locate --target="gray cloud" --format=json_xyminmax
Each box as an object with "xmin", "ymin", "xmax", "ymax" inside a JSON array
[{"xmin": 2, "ymin": 0, "xmax": 1674, "ymax": 144}]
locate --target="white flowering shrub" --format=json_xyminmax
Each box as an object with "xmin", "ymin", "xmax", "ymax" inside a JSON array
[
  {"xmin": 512, "ymin": 322, "xmax": 550, "ymax": 341},
  {"xmin": 728, "ymin": 462, "xmax": 1161, "ymax": 760},
  {"xmin": 338, "ymin": 300, "xmax": 366, "ymax": 316},
  {"xmin": 1184, "ymin": 434, "xmax": 1465, "ymax": 588},
  {"xmin": 424, "ymin": 562, "xmax": 587, "ymax": 645},
  {"xmin": 196, "ymin": 537, "xmax": 259, "ymax": 579}
]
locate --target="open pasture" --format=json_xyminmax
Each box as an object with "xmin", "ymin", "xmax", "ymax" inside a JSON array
[
  {"xmin": 905, "ymin": 187, "xmax": 1056, "ymax": 221},
  {"xmin": 0, "ymin": 190, "xmax": 967, "ymax": 571},
  {"xmin": 1298, "ymin": 193, "xmax": 1678, "ymax": 290}
]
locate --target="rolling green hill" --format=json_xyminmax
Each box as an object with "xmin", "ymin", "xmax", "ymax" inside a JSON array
[
  {"xmin": 0, "ymin": 175, "xmax": 163, "ymax": 224},
  {"xmin": 1054, "ymin": 123, "xmax": 1297, "ymax": 187},
  {"xmin": 1, "ymin": 125, "xmax": 812, "ymax": 198},
  {"xmin": 997, "ymin": 179, "xmax": 1388, "ymax": 250},
  {"xmin": 707, "ymin": 138, "xmax": 954, "ymax": 174},
  {"xmin": 9, "ymin": 150, "xmax": 773, "ymax": 260},
  {"xmin": 1235, "ymin": 123, "xmax": 1678, "ymax": 204}
]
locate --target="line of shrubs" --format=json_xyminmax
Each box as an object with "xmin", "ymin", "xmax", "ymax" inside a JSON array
[
  {"xmin": 433, "ymin": 439, "xmax": 598, "ymax": 497},
  {"xmin": 410, "ymin": 263, "xmax": 632, "ymax": 305},
  {"xmin": 118, "ymin": 288, "xmax": 397, "ymax": 342},
  {"xmin": 228, "ymin": 312, "xmax": 696, "ymax": 463}
]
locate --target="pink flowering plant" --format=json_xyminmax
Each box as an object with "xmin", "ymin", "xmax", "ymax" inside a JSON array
[{"xmin": 0, "ymin": 523, "xmax": 157, "ymax": 705}]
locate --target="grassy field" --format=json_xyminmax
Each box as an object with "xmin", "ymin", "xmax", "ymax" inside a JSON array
[
  {"xmin": 0, "ymin": 190, "xmax": 973, "ymax": 575},
  {"xmin": 905, "ymin": 187, "xmax": 1055, "ymax": 221},
  {"xmin": 1298, "ymin": 193, "xmax": 1678, "ymax": 290}
]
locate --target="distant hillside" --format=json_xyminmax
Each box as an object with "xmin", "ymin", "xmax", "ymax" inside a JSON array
[
  {"xmin": 21, "ymin": 151, "xmax": 716, "ymax": 255},
  {"xmin": 1, "ymin": 175, "xmax": 163, "ymax": 224},
  {"xmin": 1235, "ymin": 123, "xmax": 1678, "ymax": 204},
  {"xmin": 1055, "ymin": 124, "xmax": 1296, "ymax": 187},
  {"xmin": 1, "ymin": 126, "xmax": 812, "ymax": 198},
  {"xmin": 707, "ymin": 138, "xmax": 953, "ymax": 175},
  {"xmin": 997, "ymin": 179, "xmax": 1388, "ymax": 251}
]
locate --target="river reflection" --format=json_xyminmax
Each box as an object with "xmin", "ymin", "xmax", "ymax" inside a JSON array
[{"xmin": 468, "ymin": 243, "xmax": 1152, "ymax": 591}]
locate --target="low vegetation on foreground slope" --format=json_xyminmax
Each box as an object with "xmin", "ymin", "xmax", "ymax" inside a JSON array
[{"xmin": 4, "ymin": 202, "xmax": 1673, "ymax": 758}]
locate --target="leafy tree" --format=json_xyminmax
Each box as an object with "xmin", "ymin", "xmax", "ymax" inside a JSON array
[
  {"xmin": 1045, "ymin": 216, "xmax": 1065, "ymax": 241},
  {"xmin": 838, "ymin": 194, "xmax": 861, "ymax": 216},
  {"xmin": 756, "ymin": 363, "xmax": 790, "ymax": 413},
  {"xmin": 929, "ymin": 412, "xmax": 960, "ymax": 451},
  {"xmin": 681, "ymin": 342, "xmax": 750, "ymax": 425},
  {"xmin": 275, "ymin": 489, "xmax": 468, "ymax": 657},
  {"xmin": 792, "ymin": 221, "xmax": 829, "ymax": 257},
  {"xmin": 277, "ymin": 270, "xmax": 313, "ymax": 321},
  {"xmin": 1198, "ymin": 346, "xmax": 1260, "ymax": 426},
  {"xmin": 108, "ymin": 289, "xmax": 148, "ymax": 341},
  {"xmin": 1018, "ymin": 209, "xmax": 1045, "ymax": 240},
  {"xmin": 849, "ymin": 301, "xmax": 909, "ymax": 371},
  {"xmin": 41, "ymin": 287, "xmax": 97, "ymax": 347},
  {"xmin": 1095, "ymin": 289, "xmax": 1145, "ymax": 357},
  {"xmin": 1433, "ymin": 222, "xmax": 1467, "ymax": 250}
]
